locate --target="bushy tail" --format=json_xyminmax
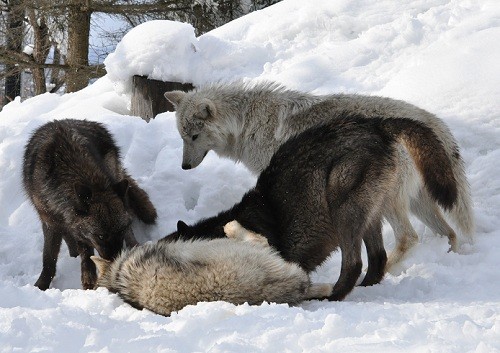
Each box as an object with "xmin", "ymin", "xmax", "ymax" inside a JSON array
[
  {"xmin": 382, "ymin": 117, "xmax": 474, "ymax": 244},
  {"xmin": 447, "ymin": 151, "xmax": 475, "ymax": 242},
  {"xmin": 126, "ymin": 175, "xmax": 158, "ymax": 224},
  {"xmin": 381, "ymin": 118, "xmax": 458, "ymax": 211}
]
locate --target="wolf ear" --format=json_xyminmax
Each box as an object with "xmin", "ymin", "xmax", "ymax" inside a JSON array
[
  {"xmin": 91, "ymin": 255, "xmax": 111, "ymax": 276},
  {"xmin": 164, "ymin": 91, "xmax": 186, "ymax": 108},
  {"xmin": 176, "ymin": 220, "xmax": 190, "ymax": 235},
  {"xmin": 113, "ymin": 179, "xmax": 129, "ymax": 198},
  {"xmin": 75, "ymin": 183, "xmax": 92, "ymax": 204},
  {"xmin": 197, "ymin": 98, "xmax": 216, "ymax": 120}
]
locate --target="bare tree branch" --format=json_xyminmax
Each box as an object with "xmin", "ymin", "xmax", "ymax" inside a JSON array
[
  {"xmin": 0, "ymin": 47, "xmax": 105, "ymax": 77},
  {"xmin": 1, "ymin": 0, "xmax": 282, "ymax": 104}
]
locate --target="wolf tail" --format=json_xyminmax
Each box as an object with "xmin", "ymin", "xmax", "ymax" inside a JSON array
[
  {"xmin": 447, "ymin": 152, "xmax": 475, "ymax": 242},
  {"xmin": 125, "ymin": 175, "xmax": 158, "ymax": 225},
  {"xmin": 382, "ymin": 117, "xmax": 474, "ymax": 244},
  {"xmin": 381, "ymin": 118, "xmax": 458, "ymax": 211}
]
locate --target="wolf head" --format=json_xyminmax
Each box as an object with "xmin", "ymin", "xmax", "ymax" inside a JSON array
[
  {"xmin": 164, "ymin": 90, "xmax": 222, "ymax": 170},
  {"xmin": 69, "ymin": 179, "xmax": 133, "ymax": 260}
]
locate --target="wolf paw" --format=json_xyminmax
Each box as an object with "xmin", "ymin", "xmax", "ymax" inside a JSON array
[
  {"xmin": 223, "ymin": 220, "xmax": 241, "ymax": 239},
  {"xmin": 224, "ymin": 221, "xmax": 269, "ymax": 246}
]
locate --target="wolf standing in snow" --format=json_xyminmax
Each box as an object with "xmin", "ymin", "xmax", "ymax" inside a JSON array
[
  {"xmin": 163, "ymin": 113, "xmax": 458, "ymax": 301},
  {"xmin": 91, "ymin": 220, "xmax": 332, "ymax": 317},
  {"xmin": 23, "ymin": 119, "xmax": 158, "ymax": 290},
  {"xmin": 165, "ymin": 82, "xmax": 474, "ymax": 270}
]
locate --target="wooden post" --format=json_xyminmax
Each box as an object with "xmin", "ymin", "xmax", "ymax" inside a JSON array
[{"xmin": 130, "ymin": 75, "xmax": 194, "ymax": 122}]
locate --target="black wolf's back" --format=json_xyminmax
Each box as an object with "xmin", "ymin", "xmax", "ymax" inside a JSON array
[
  {"xmin": 258, "ymin": 113, "xmax": 397, "ymax": 197},
  {"xmin": 24, "ymin": 119, "xmax": 120, "ymax": 187}
]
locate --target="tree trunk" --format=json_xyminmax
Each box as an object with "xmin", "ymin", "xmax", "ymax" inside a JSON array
[
  {"xmin": 49, "ymin": 46, "xmax": 64, "ymax": 93},
  {"xmin": 3, "ymin": 0, "xmax": 24, "ymax": 106},
  {"xmin": 66, "ymin": 1, "xmax": 91, "ymax": 93},
  {"xmin": 27, "ymin": 9, "xmax": 51, "ymax": 95}
]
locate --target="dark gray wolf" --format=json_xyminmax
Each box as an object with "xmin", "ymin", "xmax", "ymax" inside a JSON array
[
  {"xmin": 162, "ymin": 112, "xmax": 458, "ymax": 301},
  {"xmin": 164, "ymin": 82, "xmax": 473, "ymax": 270},
  {"xmin": 91, "ymin": 221, "xmax": 332, "ymax": 317},
  {"xmin": 23, "ymin": 119, "xmax": 158, "ymax": 290}
]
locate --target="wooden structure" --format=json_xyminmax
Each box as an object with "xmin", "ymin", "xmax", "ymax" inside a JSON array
[{"xmin": 130, "ymin": 75, "xmax": 194, "ymax": 122}]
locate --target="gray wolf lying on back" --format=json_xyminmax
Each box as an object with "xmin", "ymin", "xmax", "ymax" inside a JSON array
[
  {"xmin": 165, "ymin": 82, "xmax": 474, "ymax": 271},
  {"xmin": 92, "ymin": 221, "xmax": 332, "ymax": 317},
  {"xmin": 163, "ymin": 113, "xmax": 457, "ymax": 301},
  {"xmin": 23, "ymin": 119, "xmax": 157, "ymax": 290}
]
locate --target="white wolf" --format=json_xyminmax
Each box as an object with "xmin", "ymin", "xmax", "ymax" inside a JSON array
[
  {"xmin": 92, "ymin": 221, "xmax": 332, "ymax": 317},
  {"xmin": 164, "ymin": 81, "xmax": 474, "ymax": 271}
]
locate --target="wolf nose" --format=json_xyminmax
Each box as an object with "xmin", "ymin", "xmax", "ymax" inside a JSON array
[{"xmin": 182, "ymin": 163, "xmax": 192, "ymax": 170}]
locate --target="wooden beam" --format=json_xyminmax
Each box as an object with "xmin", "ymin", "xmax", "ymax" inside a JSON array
[{"xmin": 130, "ymin": 75, "xmax": 194, "ymax": 122}]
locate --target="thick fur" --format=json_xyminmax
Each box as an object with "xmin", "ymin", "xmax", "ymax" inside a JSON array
[
  {"xmin": 165, "ymin": 82, "xmax": 474, "ymax": 270},
  {"xmin": 23, "ymin": 119, "xmax": 158, "ymax": 290},
  {"xmin": 162, "ymin": 113, "xmax": 457, "ymax": 301},
  {"xmin": 92, "ymin": 225, "xmax": 332, "ymax": 317}
]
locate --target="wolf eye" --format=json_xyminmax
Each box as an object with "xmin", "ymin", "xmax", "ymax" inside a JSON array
[{"xmin": 192, "ymin": 134, "xmax": 199, "ymax": 141}]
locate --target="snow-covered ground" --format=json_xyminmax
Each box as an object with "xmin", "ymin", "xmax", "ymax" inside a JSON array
[{"xmin": 1, "ymin": 0, "xmax": 499, "ymax": 351}]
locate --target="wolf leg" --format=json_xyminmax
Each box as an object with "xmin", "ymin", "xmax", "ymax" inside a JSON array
[
  {"xmin": 126, "ymin": 176, "xmax": 158, "ymax": 225},
  {"xmin": 223, "ymin": 220, "xmax": 269, "ymax": 246},
  {"xmin": 410, "ymin": 189, "xmax": 458, "ymax": 252},
  {"xmin": 325, "ymin": 170, "xmax": 369, "ymax": 300},
  {"xmin": 360, "ymin": 220, "xmax": 387, "ymax": 286},
  {"xmin": 77, "ymin": 243, "xmax": 97, "ymax": 290},
  {"xmin": 385, "ymin": 207, "xmax": 419, "ymax": 273},
  {"xmin": 329, "ymin": 233, "xmax": 363, "ymax": 301},
  {"xmin": 62, "ymin": 233, "xmax": 79, "ymax": 258},
  {"xmin": 35, "ymin": 222, "xmax": 63, "ymax": 290}
]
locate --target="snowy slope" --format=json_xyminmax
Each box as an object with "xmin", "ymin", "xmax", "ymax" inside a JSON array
[{"xmin": 1, "ymin": 0, "xmax": 499, "ymax": 352}]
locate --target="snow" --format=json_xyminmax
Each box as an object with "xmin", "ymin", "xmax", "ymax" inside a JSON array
[
  {"xmin": 1, "ymin": 0, "xmax": 499, "ymax": 351},
  {"xmin": 104, "ymin": 20, "xmax": 199, "ymax": 95},
  {"xmin": 23, "ymin": 45, "xmax": 34, "ymax": 56}
]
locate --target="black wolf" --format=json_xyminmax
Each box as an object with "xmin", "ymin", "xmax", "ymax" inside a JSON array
[
  {"xmin": 23, "ymin": 119, "xmax": 157, "ymax": 290},
  {"xmin": 163, "ymin": 111, "xmax": 457, "ymax": 301}
]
